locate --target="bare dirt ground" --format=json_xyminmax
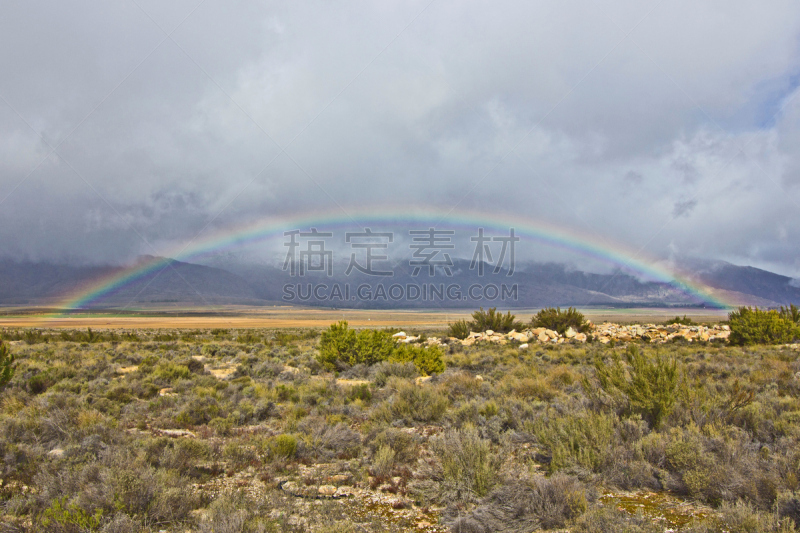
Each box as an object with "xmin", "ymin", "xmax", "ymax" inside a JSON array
[{"xmin": 0, "ymin": 305, "xmax": 729, "ymax": 329}]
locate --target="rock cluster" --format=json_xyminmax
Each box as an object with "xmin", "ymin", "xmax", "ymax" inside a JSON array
[
  {"xmin": 393, "ymin": 323, "xmax": 739, "ymax": 348},
  {"xmin": 592, "ymin": 323, "xmax": 731, "ymax": 344}
]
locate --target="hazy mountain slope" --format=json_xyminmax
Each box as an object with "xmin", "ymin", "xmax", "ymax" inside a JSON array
[
  {"xmin": 1, "ymin": 256, "xmax": 798, "ymax": 309},
  {"xmin": 0, "ymin": 258, "xmax": 262, "ymax": 306},
  {"xmin": 681, "ymin": 259, "xmax": 800, "ymax": 306}
]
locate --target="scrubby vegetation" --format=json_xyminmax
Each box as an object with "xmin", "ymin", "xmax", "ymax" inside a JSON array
[
  {"xmin": 446, "ymin": 307, "xmax": 523, "ymax": 339},
  {"xmin": 666, "ymin": 315, "xmax": 696, "ymax": 326},
  {"xmin": 531, "ymin": 306, "xmax": 591, "ymax": 334},
  {"xmin": 0, "ymin": 318, "xmax": 800, "ymax": 531},
  {"xmin": 317, "ymin": 321, "xmax": 443, "ymax": 375},
  {"xmin": 0, "ymin": 339, "xmax": 14, "ymax": 390},
  {"xmin": 729, "ymin": 306, "xmax": 800, "ymax": 345}
]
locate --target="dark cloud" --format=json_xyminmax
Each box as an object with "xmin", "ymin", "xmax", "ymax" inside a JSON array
[
  {"xmin": 1, "ymin": 1, "xmax": 800, "ymax": 275},
  {"xmin": 672, "ymin": 199, "xmax": 698, "ymax": 218}
]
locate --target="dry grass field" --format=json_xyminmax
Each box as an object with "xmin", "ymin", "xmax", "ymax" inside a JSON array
[
  {"xmin": 0, "ymin": 306, "xmax": 729, "ymax": 330},
  {"xmin": 2, "ymin": 305, "xmax": 794, "ymax": 532}
]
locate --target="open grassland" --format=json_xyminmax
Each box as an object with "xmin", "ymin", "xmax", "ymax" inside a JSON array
[
  {"xmin": 0, "ymin": 306, "xmax": 729, "ymax": 329},
  {"xmin": 1, "ymin": 322, "xmax": 799, "ymax": 532}
]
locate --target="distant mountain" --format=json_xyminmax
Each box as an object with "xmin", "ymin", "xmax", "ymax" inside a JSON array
[
  {"xmin": 219, "ymin": 259, "xmax": 717, "ymax": 309},
  {"xmin": 681, "ymin": 258, "xmax": 800, "ymax": 307},
  {"xmin": 0, "ymin": 257, "xmax": 263, "ymax": 307},
  {"xmin": 0, "ymin": 256, "xmax": 797, "ymax": 309}
]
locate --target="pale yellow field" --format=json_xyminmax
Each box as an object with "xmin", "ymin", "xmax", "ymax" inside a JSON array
[{"xmin": 0, "ymin": 305, "xmax": 730, "ymax": 330}]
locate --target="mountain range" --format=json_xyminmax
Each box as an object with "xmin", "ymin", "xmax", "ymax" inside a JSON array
[{"xmin": 0, "ymin": 256, "xmax": 797, "ymax": 309}]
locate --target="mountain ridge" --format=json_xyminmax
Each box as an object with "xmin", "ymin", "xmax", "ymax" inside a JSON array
[{"xmin": 0, "ymin": 256, "xmax": 796, "ymax": 309}]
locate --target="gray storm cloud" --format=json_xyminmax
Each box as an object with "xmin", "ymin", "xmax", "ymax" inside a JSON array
[{"xmin": 1, "ymin": 0, "xmax": 800, "ymax": 276}]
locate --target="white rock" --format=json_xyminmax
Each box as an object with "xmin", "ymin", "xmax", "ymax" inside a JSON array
[
  {"xmin": 565, "ymin": 327, "xmax": 576, "ymax": 338},
  {"xmin": 392, "ymin": 331, "xmax": 407, "ymax": 338},
  {"xmin": 519, "ymin": 343, "xmax": 529, "ymax": 350},
  {"xmin": 318, "ymin": 485, "xmax": 337, "ymax": 496},
  {"xmin": 508, "ymin": 331, "xmax": 529, "ymax": 342}
]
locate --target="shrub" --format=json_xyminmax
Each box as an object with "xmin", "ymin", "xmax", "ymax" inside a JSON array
[
  {"xmin": 371, "ymin": 361, "xmax": 419, "ymax": 387},
  {"xmin": 470, "ymin": 307, "xmax": 524, "ymax": 333},
  {"xmin": 531, "ymin": 307, "xmax": 590, "ymax": 334},
  {"xmin": 592, "ymin": 345, "xmax": 679, "ymax": 429},
  {"xmin": 447, "ymin": 319, "xmax": 472, "ymax": 340},
  {"xmin": 372, "ymin": 379, "xmax": 449, "ymax": 424},
  {"xmin": 370, "ymin": 428, "xmax": 419, "ymax": 466},
  {"xmin": 666, "ymin": 315, "xmax": 695, "ymax": 326},
  {"xmin": 270, "ymin": 434, "xmax": 297, "ymax": 459},
  {"xmin": 728, "ymin": 306, "xmax": 800, "ymax": 345},
  {"xmin": 390, "ymin": 344, "xmax": 445, "ymax": 375},
  {"xmin": 446, "ymin": 308, "xmax": 523, "ymax": 338},
  {"xmin": 447, "ymin": 474, "xmax": 588, "ymax": 532},
  {"xmin": 353, "ymin": 329, "xmax": 396, "ymax": 366},
  {"xmin": 0, "ymin": 340, "xmax": 14, "ymax": 390},
  {"xmin": 431, "ymin": 426, "xmax": 500, "ymax": 502},
  {"xmin": 371, "ymin": 445, "xmax": 396, "ymax": 477},
  {"xmin": 318, "ymin": 321, "xmax": 442, "ymax": 374},
  {"xmin": 153, "ymin": 362, "xmax": 191, "ymax": 383},
  {"xmin": 707, "ymin": 500, "xmax": 799, "ymax": 533},
  {"xmin": 40, "ymin": 498, "xmax": 104, "ymax": 532},
  {"xmin": 317, "ymin": 321, "xmax": 395, "ymax": 369},
  {"xmin": 780, "ymin": 303, "xmax": 800, "ymax": 324},
  {"xmin": 318, "ymin": 321, "xmax": 357, "ymax": 369},
  {"xmin": 531, "ymin": 412, "xmax": 617, "ymax": 473}
]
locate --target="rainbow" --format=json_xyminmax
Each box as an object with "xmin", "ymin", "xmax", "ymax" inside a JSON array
[{"xmin": 51, "ymin": 206, "xmax": 731, "ymax": 313}]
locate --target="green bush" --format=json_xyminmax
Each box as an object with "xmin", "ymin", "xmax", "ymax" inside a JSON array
[
  {"xmin": 40, "ymin": 498, "xmax": 104, "ymax": 532},
  {"xmin": 318, "ymin": 321, "xmax": 442, "ymax": 374},
  {"xmin": 531, "ymin": 307, "xmax": 590, "ymax": 334},
  {"xmin": 470, "ymin": 307, "xmax": 523, "ymax": 333},
  {"xmin": 446, "ymin": 308, "xmax": 523, "ymax": 338},
  {"xmin": 390, "ymin": 344, "xmax": 445, "ymax": 375},
  {"xmin": 592, "ymin": 345, "xmax": 679, "ymax": 429},
  {"xmin": 665, "ymin": 315, "xmax": 695, "ymax": 326},
  {"xmin": 728, "ymin": 306, "xmax": 800, "ymax": 345},
  {"xmin": 447, "ymin": 319, "xmax": 472, "ymax": 339},
  {"xmin": 270, "ymin": 434, "xmax": 298, "ymax": 459},
  {"xmin": 353, "ymin": 329, "xmax": 397, "ymax": 366},
  {"xmin": 154, "ymin": 362, "xmax": 191, "ymax": 383},
  {"xmin": 0, "ymin": 340, "xmax": 14, "ymax": 390},
  {"xmin": 318, "ymin": 321, "xmax": 395, "ymax": 369},
  {"xmin": 318, "ymin": 321, "xmax": 357, "ymax": 369},
  {"xmin": 780, "ymin": 303, "xmax": 800, "ymax": 324}
]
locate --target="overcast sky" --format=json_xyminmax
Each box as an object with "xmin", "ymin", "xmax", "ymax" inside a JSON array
[{"xmin": 1, "ymin": 1, "xmax": 800, "ymax": 277}]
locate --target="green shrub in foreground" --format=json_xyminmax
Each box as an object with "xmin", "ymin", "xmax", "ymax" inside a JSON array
[
  {"xmin": 0, "ymin": 340, "xmax": 14, "ymax": 391},
  {"xmin": 390, "ymin": 344, "xmax": 445, "ymax": 375},
  {"xmin": 592, "ymin": 345, "xmax": 679, "ymax": 429},
  {"xmin": 318, "ymin": 321, "xmax": 394, "ymax": 369},
  {"xmin": 728, "ymin": 306, "xmax": 800, "ymax": 345},
  {"xmin": 317, "ymin": 321, "xmax": 443, "ymax": 374}
]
